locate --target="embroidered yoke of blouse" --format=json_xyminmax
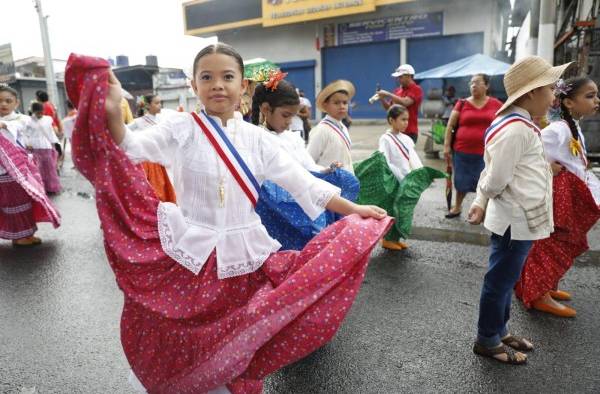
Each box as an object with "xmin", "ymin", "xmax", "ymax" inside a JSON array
[{"xmin": 119, "ymin": 111, "xmax": 341, "ymax": 278}]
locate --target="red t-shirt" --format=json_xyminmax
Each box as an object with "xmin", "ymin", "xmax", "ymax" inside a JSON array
[
  {"xmin": 43, "ymin": 101, "xmax": 61, "ymax": 129},
  {"xmin": 453, "ymin": 97, "xmax": 503, "ymax": 155},
  {"xmin": 393, "ymin": 82, "xmax": 423, "ymax": 135}
]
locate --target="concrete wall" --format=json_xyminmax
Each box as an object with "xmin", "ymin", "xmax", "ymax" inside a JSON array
[{"xmin": 515, "ymin": 12, "xmax": 534, "ymax": 61}]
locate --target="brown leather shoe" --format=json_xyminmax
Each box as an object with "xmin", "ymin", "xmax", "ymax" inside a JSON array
[
  {"xmin": 532, "ymin": 298, "xmax": 576, "ymax": 318},
  {"xmin": 12, "ymin": 236, "xmax": 42, "ymax": 247},
  {"xmin": 549, "ymin": 289, "xmax": 572, "ymax": 301}
]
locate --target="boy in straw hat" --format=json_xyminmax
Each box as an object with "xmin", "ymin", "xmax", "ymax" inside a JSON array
[
  {"xmin": 467, "ymin": 55, "xmax": 572, "ymax": 365},
  {"xmin": 308, "ymin": 80, "xmax": 355, "ymax": 174}
]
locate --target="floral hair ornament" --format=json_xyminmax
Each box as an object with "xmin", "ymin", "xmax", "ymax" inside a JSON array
[
  {"xmin": 554, "ymin": 79, "xmax": 573, "ymax": 97},
  {"xmin": 264, "ymin": 69, "xmax": 288, "ymax": 91}
]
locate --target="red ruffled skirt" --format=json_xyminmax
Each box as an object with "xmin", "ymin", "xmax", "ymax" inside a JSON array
[
  {"xmin": 0, "ymin": 173, "xmax": 37, "ymax": 239},
  {"xmin": 515, "ymin": 171, "xmax": 600, "ymax": 307},
  {"xmin": 66, "ymin": 54, "xmax": 392, "ymax": 393}
]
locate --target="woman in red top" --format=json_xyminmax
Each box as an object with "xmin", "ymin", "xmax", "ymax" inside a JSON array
[{"xmin": 443, "ymin": 74, "xmax": 502, "ymax": 218}]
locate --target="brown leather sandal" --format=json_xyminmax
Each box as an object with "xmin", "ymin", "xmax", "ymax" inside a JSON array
[
  {"xmin": 473, "ymin": 343, "xmax": 528, "ymax": 365},
  {"xmin": 501, "ymin": 335, "xmax": 534, "ymax": 352}
]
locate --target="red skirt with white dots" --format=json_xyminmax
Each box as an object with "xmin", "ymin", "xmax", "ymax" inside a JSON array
[
  {"xmin": 515, "ymin": 171, "xmax": 600, "ymax": 307},
  {"xmin": 66, "ymin": 54, "xmax": 392, "ymax": 393}
]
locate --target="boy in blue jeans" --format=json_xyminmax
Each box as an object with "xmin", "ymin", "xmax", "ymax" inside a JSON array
[{"xmin": 468, "ymin": 56, "xmax": 572, "ymax": 364}]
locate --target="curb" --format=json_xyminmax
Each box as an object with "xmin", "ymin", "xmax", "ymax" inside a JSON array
[{"xmin": 409, "ymin": 226, "xmax": 600, "ymax": 260}]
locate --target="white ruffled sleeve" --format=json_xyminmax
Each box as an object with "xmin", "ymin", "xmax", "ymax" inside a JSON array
[
  {"xmin": 541, "ymin": 123, "xmax": 568, "ymax": 164},
  {"xmin": 1, "ymin": 119, "xmax": 26, "ymax": 144},
  {"xmin": 261, "ymin": 132, "xmax": 340, "ymax": 220},
  {"xmin": 119, "ymin": 112, "xmax": 193, "ymax": 167}
]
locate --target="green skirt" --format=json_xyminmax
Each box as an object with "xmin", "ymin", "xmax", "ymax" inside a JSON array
[{"xmin": 354, "ymin": 151, "xmax": 447, "ymax": 241}]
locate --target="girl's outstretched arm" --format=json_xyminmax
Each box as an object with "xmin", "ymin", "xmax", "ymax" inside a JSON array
[{"xmin": 326, "ymin": 195, "xmax": 387, "ymax": 220}]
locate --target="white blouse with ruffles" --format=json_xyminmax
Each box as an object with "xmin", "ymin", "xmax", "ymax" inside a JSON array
[
  {"xmin": 23, "ymin": 115, "xmax": 58, "ymax": 150},
  {"xmin": 542, "ymin": 119, "xmax": 600, "ymax": 205},
  {"xmin": 378, "ymin": 130, "xmax": 423, "ymax": 182},
  {"xmin": 0, "ymin": 112, "xmax": 30, "ymax": 175},
  {"xmin": 128, "ymin": 113, "xmax": 159, "ymax": 131},
  {"xmin": 267, "ymin": 129, "xmax": 324, "ymax": 172},
  {"xmin": 119, "ymin": 111, "xmax": 341, "ymax": 279}
]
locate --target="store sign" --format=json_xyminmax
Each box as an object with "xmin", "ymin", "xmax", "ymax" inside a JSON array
[
  {"xmin": 262, "ymin": 0, "xmax": 376, "ymax": 27},
  {"xmin": 338, "ymin": 12, "xmax": 443, "ymax": 45},
  {"xmin": 0, "ymin": 43, "xmax": 16, "ymax": 83}
]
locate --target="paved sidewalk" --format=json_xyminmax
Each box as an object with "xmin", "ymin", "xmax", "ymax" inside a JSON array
[{"xmin": 348, "ymin": 122, "xmax": 600, "ymax": 256}]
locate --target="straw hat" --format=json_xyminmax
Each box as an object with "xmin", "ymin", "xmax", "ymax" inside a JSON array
[
  {"xmin": 316, "ymin": 80, "xmax": 355, "ymax": 112},
  {"xmin": 497, "ymin": 56, "xmax": 574, "ymax": 115}
]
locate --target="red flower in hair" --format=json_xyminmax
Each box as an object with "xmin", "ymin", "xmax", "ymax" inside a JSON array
[{"xmin": 264, "ymin": 70, "xmax": 288, "ymax": 91}]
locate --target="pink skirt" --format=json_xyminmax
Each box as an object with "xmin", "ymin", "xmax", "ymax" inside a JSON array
[
  {"xmin": 0, "ymin": 173, "xmax": 37, "ymax": 239},
  {"xmin": 32, "ymin": 148, "xmax": 61, "ymax": 193}
]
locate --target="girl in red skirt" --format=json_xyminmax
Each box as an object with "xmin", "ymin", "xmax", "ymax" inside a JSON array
[
  {"xmin": 0, "ymin": 85, "xmax": 60, "ymax": 246},
  {"xmin": 66, "ymin": 44, "xmax": 391, "ymax": 394},
  {"xmin": 515, "ymin": 76, "xmax": 600, "ymax": 317}
]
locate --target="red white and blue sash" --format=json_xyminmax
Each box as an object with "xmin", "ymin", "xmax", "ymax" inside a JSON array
[
  {"xmin": 321, "ymin": 118, "xmax": 351, "ymax": 151},
  {"xmin": 386, "ymin": 132, "xmax": 410, "ymax": 160},
  {"xmin": 484, "ymin": 113, "xmax": 540, "ymax": 146},
  {"xmin": 190, "ymin": 111, "xmax": 261, "ymax": 206}
]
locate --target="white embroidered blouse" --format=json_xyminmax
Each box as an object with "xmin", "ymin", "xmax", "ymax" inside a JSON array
[
  {"xmin": 0, "ymin": 112, "xmax": 30, "ymax": 175},
  {"xmin": 119, "ymin": 111, "xmax": 341, "ymax": 278},
  {"xmin": 378, "ymin": 130, "xmax": 423, "ymax": 182},
  {"xmin": 267, "ymin": 129, "xmax": 324, "ymax": 172},
  {"xmin": 23, "ymin": 115, "xmax": 58, "ymax": 150},
  {"xmin": 128, "ymin": 113, "xmax": 159, "ymax": 131},
  {"xmin": 542, "ymin": 119, "xmax": 600, "ymax": 205}
]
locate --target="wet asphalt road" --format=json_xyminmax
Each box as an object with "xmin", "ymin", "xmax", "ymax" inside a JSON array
[{"xmin": 1, "ymin": 160, "xmax": 600, "ymax": 394}]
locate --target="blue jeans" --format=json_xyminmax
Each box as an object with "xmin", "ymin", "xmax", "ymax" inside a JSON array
[{"xmin": 476, "ymin": 227, "xmax": 533, "ymax": 348}]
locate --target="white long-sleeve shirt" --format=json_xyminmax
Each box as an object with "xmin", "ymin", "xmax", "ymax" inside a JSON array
[
  {"xmin": 378, "ymin": 130, "xmax": 423, "ymax": 182},
  {"xmin": 119, "ymin": 111, "xmax": 340, "ymax": 279},
  {"xmin": 23, "ymin": 115, "xmax": 58, "ymax": 149},
  {"xmin": 542, "ymin": 119, "xmax": 600, "ymax": 205},
  {"xmin": 267, "ymin": 129, "xmax": 324, "ymax": 172},
  {"xmin": 473, "ymin": 106, "xmax": 553, "ymax": 240},
  {"xmin": 307, "ymin": 115, "xmax": 354, "ymax": 174},
  {"xmin": 0, "ymin": 112, "xmax": 30, "ymax": 175}
]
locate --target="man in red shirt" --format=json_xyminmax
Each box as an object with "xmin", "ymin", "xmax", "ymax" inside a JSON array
[{"xmin": 378, "ymin": 64, "xmax": 423, "ymax": 142}]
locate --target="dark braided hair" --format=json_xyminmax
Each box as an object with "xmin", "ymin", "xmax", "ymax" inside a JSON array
[
  {"xmin": 251, "ymin": 79, "xmax": 300, "ymax": 126},
  {"xmin": 557, "ymin": 76, "xmax": 593, "ymax": 141}
]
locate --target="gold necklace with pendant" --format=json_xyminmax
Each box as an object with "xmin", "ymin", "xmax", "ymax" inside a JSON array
[{"xmin": 215, "ymin": 118, "xmax": 236, "ymax": 208}]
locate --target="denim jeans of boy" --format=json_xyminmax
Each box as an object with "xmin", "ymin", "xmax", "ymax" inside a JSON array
[{"xmin": 476, "ymin": 227, "xmax": 533, "ymax": 347}]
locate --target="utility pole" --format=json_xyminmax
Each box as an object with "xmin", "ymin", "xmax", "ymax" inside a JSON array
[
  {"xmin": 538, "ymin": 0, "xmax": 557, "ymax": 63},
  {"xmin": 33, "ymin": 0, "xmax": 62, "ymax": 116}
]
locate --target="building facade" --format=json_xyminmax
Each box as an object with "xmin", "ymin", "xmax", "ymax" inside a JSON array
[{"xmin": 184, "ymin": 0, "xmax": 511, "ymax": 119}]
